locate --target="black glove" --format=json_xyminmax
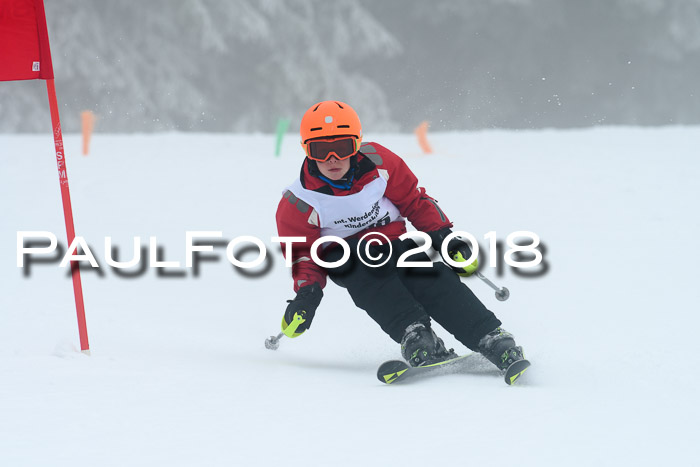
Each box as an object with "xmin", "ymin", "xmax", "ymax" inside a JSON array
[
  {"xmin": 429, "ymin": 227, "xmax": 478, "ymax": 277},
  {"xmin": 427, "ymin": 227, "xmax": 454, "ymax": 252},
  {"xmin": 282, "ymin": 283, "xmax": 323, "ymax": 338}
]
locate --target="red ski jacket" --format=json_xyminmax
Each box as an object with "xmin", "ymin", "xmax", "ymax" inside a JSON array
[{"xmin": 276, "ymin": 142, "xmax": 452, "ymax": 292}]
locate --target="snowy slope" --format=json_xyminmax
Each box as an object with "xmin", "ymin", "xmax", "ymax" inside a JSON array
[{"xmin": 1, "ymin": 128, "xmax": 698, "ymax": 466}]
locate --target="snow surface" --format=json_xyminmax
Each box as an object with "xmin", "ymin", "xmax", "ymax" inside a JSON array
[{"xmin": 1, "ymin": 128, "xmax": 698, "ymax": 466}]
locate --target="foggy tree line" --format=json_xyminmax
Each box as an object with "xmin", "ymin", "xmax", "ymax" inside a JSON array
[{"xmin": 1, "ymin": 0, "xmax": 699, "ymax": 133}]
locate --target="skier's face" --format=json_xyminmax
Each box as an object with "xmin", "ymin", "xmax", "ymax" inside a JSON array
[{"xmin": 316, "ymin": 156, "xmax": 351, "ymax": 181}]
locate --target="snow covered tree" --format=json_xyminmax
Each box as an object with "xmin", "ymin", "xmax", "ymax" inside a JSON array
[
  {"xmin": 0, "ymin": 0, "xmax": 400, "ymax": 132},
  {"xmin": 1, "ymin": 0, "xmax": 699, "ymax": 132}
]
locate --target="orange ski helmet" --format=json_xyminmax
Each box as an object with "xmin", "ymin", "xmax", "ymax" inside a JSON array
[{"xmin": 300, "ymin": 101, "xmax": 362, "ymax": 157}]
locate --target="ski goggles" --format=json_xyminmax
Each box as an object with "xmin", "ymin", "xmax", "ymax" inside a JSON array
[{"xmin": 304, "ymin": 136, "xmax": 359, "ymax": 162}]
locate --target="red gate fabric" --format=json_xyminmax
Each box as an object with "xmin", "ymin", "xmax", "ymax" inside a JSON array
[{"xmin": 0, "ymin": 0, "xmax": 54, "ymax": 81}]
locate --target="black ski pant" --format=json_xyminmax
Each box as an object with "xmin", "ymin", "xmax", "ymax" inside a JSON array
[{"xmin": 324, "ymin": 238, "xmax": 501, "ymax": 350}]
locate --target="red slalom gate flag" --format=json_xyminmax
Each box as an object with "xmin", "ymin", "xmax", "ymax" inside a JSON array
[
  {"xmin": 0, "ymin": 0, "xmax": 53, "ymax": 80},
  {"xmin": 1, "ymin": 0, "xmax": 90, "ymax": 353}
]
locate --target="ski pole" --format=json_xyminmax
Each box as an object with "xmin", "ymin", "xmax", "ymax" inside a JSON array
[
  {"xmin": 265, "ymin": 311, "xmax": 307, "ymax": 350},
  {"xmin": 265, "ymin": 332, "xmax": 285, "ymax": 350},
  {"xmin": 475, "ymin": 271, "xmax": 510, "ymax": 301}
]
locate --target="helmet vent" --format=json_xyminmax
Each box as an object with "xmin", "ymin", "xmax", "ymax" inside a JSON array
[
  {"xmin": 310, "ymin": 127, "xmax": 322, "ymax": 131},
  {"xmin": 335, "ymin": 102, "xmax": 344, "ymax": 109},
  {"xmin": 313, "ymin": 104, "xmax": 321, "ymax": 111},
  {"xmin": 337, "ymin": 125, "xmax": 350, "ymax": 128}
]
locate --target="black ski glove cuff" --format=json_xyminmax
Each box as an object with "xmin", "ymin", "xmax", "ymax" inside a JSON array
[
  {"xmin": 284, "ymin": 283, "xmax": 323, "ymax": 332},
  {"xmin": 428, "ymin": 227, "xmax": 474, "ymax": 262},
  {"xmin": 427, "ymin": 227, "xmax": 453, "ymax": 252}
]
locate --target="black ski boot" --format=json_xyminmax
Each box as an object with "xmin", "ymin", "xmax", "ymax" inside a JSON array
[
  {"xmin": 478, "ymin": 327, "xmax": 530, "ymax": 385},
  {"xmin": 401, "ymin": 321, "xmax": 457, "ymax": 367}
]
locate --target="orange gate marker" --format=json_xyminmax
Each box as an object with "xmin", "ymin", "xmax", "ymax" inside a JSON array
[
  {"xmin": 81, "ymin": 110, "xmax": 95, "ymax": 156},
  {"xmin": 414, "ymin": 121, "xmax": 432, "ymax": 154}
]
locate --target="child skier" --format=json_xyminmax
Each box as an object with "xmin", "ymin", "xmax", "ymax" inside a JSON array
[{"xmin": 275, "ymin": 100, "xmax": 528, "ymax": 382}]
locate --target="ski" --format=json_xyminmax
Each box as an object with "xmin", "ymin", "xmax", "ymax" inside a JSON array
[
  {"xmin": 504, "ymin": 358, "xmax": 531, "ymax": 385},
  {"xmin": 377, "ymin": 353, "xmax": 475, "ymax": 384},
  {"xmin": 377, "ymin": 353, "xmax": 530, "ymax": 385}
]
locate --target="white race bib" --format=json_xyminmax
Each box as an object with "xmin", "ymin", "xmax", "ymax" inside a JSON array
[{"xmin": 285, "ymin": 176, "xmax": 403, "ymax": 239}]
